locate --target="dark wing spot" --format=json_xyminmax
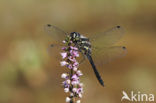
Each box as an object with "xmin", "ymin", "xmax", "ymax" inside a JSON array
[
  {"xmin": 50, "ymin": 44, "xmax": 54, "ymax": 47},
  {"xmin": 47, "ymin": 24, "xmax": 51, "ymax": 27},
  {"xmin": 122, "ymin": 46, "xmax": 126, "ymax": 49},
  {"xmin": 117, "ymin": 26, "xmax": 120, "ymax": 28}
]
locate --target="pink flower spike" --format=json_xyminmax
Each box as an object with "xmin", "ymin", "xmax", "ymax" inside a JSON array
[
  {"xmin": 61, "ymin": 52, "xmax": 67, "ymax": 59},
  {"xmin": 60, "ymin": 61, "xmax": 68, "ymax": 66},
  {"xmin": 61, "ymin": 39, "xmax": 83, "ymax": 102}
]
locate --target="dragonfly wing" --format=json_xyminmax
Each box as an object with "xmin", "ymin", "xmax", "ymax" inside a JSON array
[
  {"xmin": 91, "ymin": 46, "xmax": 127, "ymax": 66},
  {"xmin": 44, "ymin": 24, "xmax": 68, "ymax": 43},
  {"xmin": 90, "ymin": 26, "xmax": 125, "ymax": 48},
  {"xmin": 47, "ymin": 44, "xmax": 65, "ymax": 61}
]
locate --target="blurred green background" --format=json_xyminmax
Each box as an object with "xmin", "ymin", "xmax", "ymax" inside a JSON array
[{"xmin": 0, "ymin": 0, "xmax": 156, "ymax": 103}]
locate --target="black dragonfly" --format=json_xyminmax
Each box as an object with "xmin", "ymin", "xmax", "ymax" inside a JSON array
[{"xmin": 44, "ymin": 24, "xmax": 127, "ymax": 86}]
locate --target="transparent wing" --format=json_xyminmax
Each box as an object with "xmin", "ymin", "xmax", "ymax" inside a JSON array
[
  {"xmin": 47, "ymin": 44, "xmax": 64, "ymax": 61},
  {"xmin": 44, "ymin": 24, "xmax": 67, "ymax": 62},
  {"xmin": 90, "ymin": 26, "xmax": 125, "ymax": 48},
  {"xmin": 91, "ymin": 46, "xmax": 127, "ymax": 66},
  {"xmin": 44, "ymin": 24, "xmax": 68, "ymax": 43}
]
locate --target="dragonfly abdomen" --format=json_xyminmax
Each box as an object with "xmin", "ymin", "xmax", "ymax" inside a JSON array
[{"xmin": 86, "ymin": 54, "xmax": 104, "ymax": 86}]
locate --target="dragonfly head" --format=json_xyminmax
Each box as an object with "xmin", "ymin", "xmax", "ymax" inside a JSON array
[{"xmin": 70, "ymin": 32, "xmax": 81, "ymax": 42}]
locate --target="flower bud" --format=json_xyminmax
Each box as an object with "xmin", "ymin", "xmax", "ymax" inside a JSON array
[
  {"xmin": 61, "ymin": 73, "xmax": 67, "ymax": 78},
  {"xmin": 66, "ymin": 97, "xmax": 71, "ymax": 102}
]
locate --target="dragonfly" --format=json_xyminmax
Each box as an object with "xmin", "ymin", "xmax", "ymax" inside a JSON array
[{"xmin": 44, "ymin": 24, "xmax": 127, "ymax": 86}]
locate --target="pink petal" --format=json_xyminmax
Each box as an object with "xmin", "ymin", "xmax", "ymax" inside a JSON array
[
  {"xmin": 77, "ymin": 70, "xmax": 83, "ymax": 76},
  {"xmin": 61, "ymin": 52, "xmax": 67, "ymax": 59}
]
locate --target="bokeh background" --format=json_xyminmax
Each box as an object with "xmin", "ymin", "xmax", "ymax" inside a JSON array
[{"xmin": 0, "ymin": 0, "xmax": 156, "ymax": 103}]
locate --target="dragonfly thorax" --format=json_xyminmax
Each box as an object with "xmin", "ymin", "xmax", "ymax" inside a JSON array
[{"xmin": 70, "ymin": 32, "xmax": 92, "ymax": 55}]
